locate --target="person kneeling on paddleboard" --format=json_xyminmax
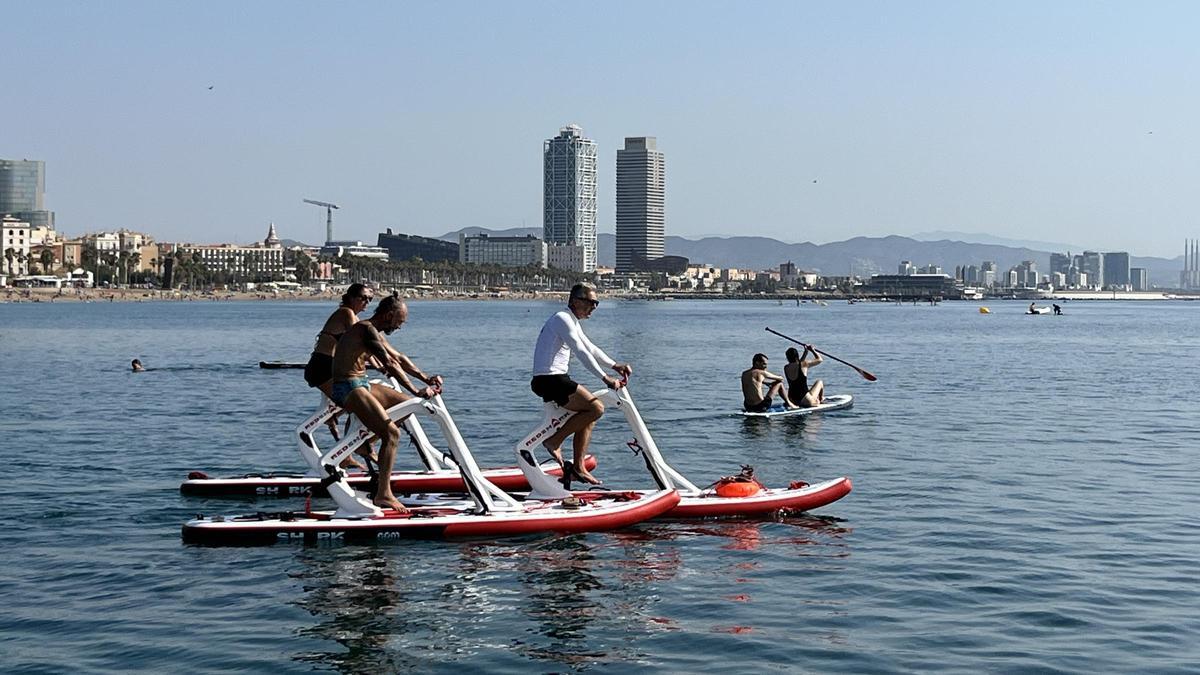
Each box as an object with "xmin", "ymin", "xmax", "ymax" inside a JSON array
[
  {"xmin": 530, "ymin": 283, "xmax": 631, "ymax": 485},
  {"xmin": 741, "ymin": 353, "xmax": 797, "ymax": 413}
]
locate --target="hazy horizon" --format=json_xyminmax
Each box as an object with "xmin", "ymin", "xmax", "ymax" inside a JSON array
[{"xmin": 5, "ymin": 1, "xmax": 1197, "ymax": 258}]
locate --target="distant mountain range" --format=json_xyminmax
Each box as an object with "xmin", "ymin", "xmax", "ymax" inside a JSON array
[{"xmin": 438, "ymin": 227, "xmax": 1183, "ymax": 287}]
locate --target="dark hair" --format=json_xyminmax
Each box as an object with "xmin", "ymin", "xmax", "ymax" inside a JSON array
[
  {"xmin": 341, "ymin": 283, "xmax": 369, "ymax": 306},
  {"xmin": 377, "ymin": 293, "xmax": 404, "ymax": 315},
  {"xmin": 785, "ymin": 347, "xmax": 799, "ymax": 362},
  {"xmin": 753, "ymin": 353, "xmax": 768, "ymax": 365},
  {"xmin": 569, "ymin": 282, "xmax": 594, "ymax": 300}
]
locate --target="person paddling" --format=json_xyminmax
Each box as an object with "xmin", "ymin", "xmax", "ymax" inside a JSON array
[
  {"xmin": 530, "ymin": 283, "xmax": 631, "ymax": 485},
  {"xmin": 784, "ymin": 346, "xmax": 825, "ymax": 408}
]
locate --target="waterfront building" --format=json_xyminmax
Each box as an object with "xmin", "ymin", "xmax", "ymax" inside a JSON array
[
  {"xmin": 1102, "ymin": 252, "xmax": 1130, "ymax": 289},
  {"xmin": 1078, "ymin": 251, "xmax": 1103, "ymax": 289},
  {"xmin": 319, "ymin": 240, "xmax": 389, "ymax": 260},
  {"xmin": 377, "ymin": 229, "xmax": 459, "ymax": 263},
  {"xmin": 615, "ymin": 137, "xmax": 665, "ymax": 272},
  {"xmin": 547, "ymin": 242, "xmax": 585, "ymax": 272},
  {"xmin": 898, "ymin": 260, "xmax": 915, "ymax": 275},
  {"xmin": 1130, "ymin": 267, "xmax": 1149, "ymax": 291},
  {"xmin": 1180, "ymin": 239, "xmax": 1199, "ymax": 290},
  {"xmin": 1, "ymin": 214, "xmax": 31, "ymax": 277},
  {"xmin": 1049, "ymin": 252, "xmax": 1071, "ymax": 277},
  {"xmin": 459, "ymin": 233, "xmax": 547, "ymax": 268},
  {"xmin": 0, "ymin": 159, "xmax": 54, "ymax": 228},
  {"xmin": 174, "ymin": 224, "xmax": 286, "ymax": 280},
  {"xmin": 865, "ymin": 273, "xmax": 956, "ymax": 297},
  {"xmin": 543, "ymin": 125, "xmax": 597, "ymax": 273}
]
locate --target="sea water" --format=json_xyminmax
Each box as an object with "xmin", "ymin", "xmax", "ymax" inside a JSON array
[{"xmin": 0, "ymin": 298, "xmax": 1197, "ymax": 672}]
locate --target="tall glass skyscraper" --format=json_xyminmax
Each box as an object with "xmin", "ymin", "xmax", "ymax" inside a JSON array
[
  {"xmin": 543, "ymin": 125, "xmax": 597, "ymax": 272},
  {"xmin": 0, "ymin": 159, "xmax": 54, "ymax": 228},
  {"xmin": 615, "ymin": 137, "xmax": 665, "ymax": 273}
]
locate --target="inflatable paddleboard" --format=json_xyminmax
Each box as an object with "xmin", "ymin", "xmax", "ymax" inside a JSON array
[
  {"xmin": 740, "ymin": 394, "xmax": 853, "ymax": 418},
  {"xmin": 182, "ymin": 489, "xmax": 680, "ymax": 545},
  {"xmin": 666, "ymin": 476, "xmax": 851, "ymax": 518},
  {"xmin": 1027, "ymin": 307, "xmax": 1051, "ymax": 315},
  {"xmin": 180, "ymin": 456, "xmax": 598, "ymax": 498},
  {"xmin": 259, "ymin": 361, "xmax": 306, "ymax": 369}
]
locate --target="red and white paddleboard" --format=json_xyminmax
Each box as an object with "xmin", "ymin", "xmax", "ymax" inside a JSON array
[
  {"xmin": 181, "ymin": 488, "xmax": 680, "ymax": 545},
  {"xmin": 665, "ymin": 476, "xmax": 851, "ymax": 518},
  {"xmin": 180, "ymin": 456, "xmax": 598, "ymax": 498}
]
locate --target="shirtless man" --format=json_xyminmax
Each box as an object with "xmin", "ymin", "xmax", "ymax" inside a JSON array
[
  {"xmin": 741, "ymin": 353, "xmax": 796, "ymax": 413},
  {"xmin": 530, "ymin": 283, "xmax": 632, "ymax": 485},
  {"xmin": 330, "ymin": 295, "xmax": 443, "ymax": 511}
]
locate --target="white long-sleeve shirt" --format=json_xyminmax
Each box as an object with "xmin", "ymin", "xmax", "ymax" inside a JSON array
[{"xmin": 532, "ymin": 310, "xmax": 616, "ymax": 380}]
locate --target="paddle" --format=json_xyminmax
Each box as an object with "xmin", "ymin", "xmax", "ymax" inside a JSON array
[{"xmin": 765, "ymin": 327, "xmax": 878, "ymax": 382}]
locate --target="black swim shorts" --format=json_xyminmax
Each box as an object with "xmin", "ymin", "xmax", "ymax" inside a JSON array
[
  {"xmin": 304, "ymin": 352, "xmax": 334, "ymax": 388},
  {"xmin": 531, "ymin": 374, "xmax": 579, "ymax": 407},
  {"xmin": 744, "ymin": 398, "xmax": 773, "ymax": 413}
]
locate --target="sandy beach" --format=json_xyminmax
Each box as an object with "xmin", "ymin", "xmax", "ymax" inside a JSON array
[{"xmin": 1, "ymin": 286, "xmax": 563, "ymax": 303}]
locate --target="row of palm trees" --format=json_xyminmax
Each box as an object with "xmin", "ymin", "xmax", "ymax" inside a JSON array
[{"xmin": 332, "ymin": 254, "xmax": 593, "ymax": 292}]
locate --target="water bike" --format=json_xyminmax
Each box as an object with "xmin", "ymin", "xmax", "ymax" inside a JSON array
[
  {"xmin": 181, "ymin": 394, "xmax": 678, "ymax": 545},
  {"xmin": 180, "ymin": 387, "xmax": 595, "ymax": 498},
  {"xmin": 512, "ymin": 384, "xmax": 852, "ymax": 519},
  {"xmin": 740, "ymin": 394, "xmax": 854, "ymax": 418}
]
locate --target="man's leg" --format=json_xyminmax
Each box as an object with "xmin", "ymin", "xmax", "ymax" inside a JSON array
[
  {"xmin": 542, "ymin": 386, "xmax": 604, "ymax": 484},
  {"xmin": 341, "ymin": 387, "xmax": 406, "ymax": 511},
  {"xmin": 767, "ymin": 381, "xmax": 792, "ymax": 409},
  {"xmin": 366, "ymin": 386, "xmax": 411, "ymax": 508}
]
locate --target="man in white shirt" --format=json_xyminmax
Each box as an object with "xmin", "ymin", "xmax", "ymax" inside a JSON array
[{"xmin": 530, "ymin": 283, "xmax": 632, "ymax": 485}]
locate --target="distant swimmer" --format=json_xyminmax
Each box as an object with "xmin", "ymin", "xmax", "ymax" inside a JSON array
[
  {"xmin": 741, "ymin": 353, "xmax": 796, "ymax": 413},
  {"xmin": 784, "ymin": 346, "xmax": 825, "ymax": 408},
  {"xmin": 131, "ymin": 359, "xmax": 144, "ymax": 372},
  {"xmin": 530, "ymin": 283, "xmax": 631, "ymax": 485}
]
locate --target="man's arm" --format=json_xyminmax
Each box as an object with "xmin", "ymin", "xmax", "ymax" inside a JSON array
[
  {"xmin": 560, "ymin": 316, "xmax": 626, "ymax": 387},
  {"xmin": 362, "ymin": 325, "xmax": 425, "ymax": 396}
]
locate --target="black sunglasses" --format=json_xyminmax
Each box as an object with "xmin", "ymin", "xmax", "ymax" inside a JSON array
[
  {"xmin": 358, "ymin": 295, "xmax": 374, "ymax": 303},
  {"xmin": 573, "ymin": 296, "xmax": 599, "ymax": 308}
]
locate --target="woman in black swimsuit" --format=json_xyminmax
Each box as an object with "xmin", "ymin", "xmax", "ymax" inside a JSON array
[
  {"xmin": 784, "ymin": 346, "xmax": 825, "ymax": 408},
  {"xmin": 304, "ymin": 284, "xmax": 375, "ymax": 468},
  {"xmin": 304, "ymin": 283, "xmax": 374, "ymax": 393}
]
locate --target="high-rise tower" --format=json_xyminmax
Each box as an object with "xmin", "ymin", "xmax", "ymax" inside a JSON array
[
  {"xmin": 543, "ymin": 125, "xmax": 598, "ymax": 272},
  {"xmin": 615, "ymin": 137, "xmax": 665, "ymax": 273},
  {"xmin": 0, "ymin": 159, "xmax": 54, "ymax": 228}
]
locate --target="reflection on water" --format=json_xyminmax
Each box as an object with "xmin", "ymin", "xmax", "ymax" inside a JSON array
[
  {"xmin": 290, "ymin": 547, "xmax": 415, "ymax": 672},
  {"xmin": 284, "ymin": 531, "xmax": 693, "ymax": 672}
]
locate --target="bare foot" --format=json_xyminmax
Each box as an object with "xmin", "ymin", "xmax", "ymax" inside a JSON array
[
  {"xmin": 573, "ymin": 467, "xmax": 603, "ymax": 485},
  {"xmin": 340, "ymin": 456, "xmax": 367, "ymax": 471},
  {"xmin": 373, "ymin": 494, "xmax": 409, "ymax": 513}
]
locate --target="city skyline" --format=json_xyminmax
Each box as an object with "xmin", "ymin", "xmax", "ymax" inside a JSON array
[{"xmin": 4, "ymin": 2, "xmax": 1198, "ymax": 258}]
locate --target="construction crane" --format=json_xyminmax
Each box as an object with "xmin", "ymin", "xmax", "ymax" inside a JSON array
[{"xmin": 303, "ymin": 199, "xmax": 339, "ymax": 244}]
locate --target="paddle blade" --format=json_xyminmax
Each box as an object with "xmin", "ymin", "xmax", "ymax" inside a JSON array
[{"xmin": 858, "ymin": 369, "xmax": 878, "ymax": 382}]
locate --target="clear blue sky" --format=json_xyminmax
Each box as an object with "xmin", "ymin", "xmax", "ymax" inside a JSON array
[{"xmin": 5, "ymin": 1, "xmax": 1196, "ymax": 257}]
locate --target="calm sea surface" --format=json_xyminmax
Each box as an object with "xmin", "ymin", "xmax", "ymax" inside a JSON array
[{"xmin": 1, "ymin": 298, "xmax": 1197, "ymax": 673}]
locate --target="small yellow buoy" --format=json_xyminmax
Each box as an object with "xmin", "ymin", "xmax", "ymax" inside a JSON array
[{"xmin": 979, "ymin": 307, "xmax": 991, "ymax": 314}]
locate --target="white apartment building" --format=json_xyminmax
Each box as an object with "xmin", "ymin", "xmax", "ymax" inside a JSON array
[
  {"xmin": 547, "ymin": 243, "xmax": 585, "ymax": 272},
  {"xmin": 1, "ymin": 215, "xmax": 31, "ymax": 276},
  {"xmin": 459, "ymin": 233, "xmax": 547, "ymax": 268}
]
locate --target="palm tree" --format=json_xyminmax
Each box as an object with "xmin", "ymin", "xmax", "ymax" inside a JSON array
[{"xmin": 39, "ymin": 249, "xmax": 54, "ymax": 275}]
